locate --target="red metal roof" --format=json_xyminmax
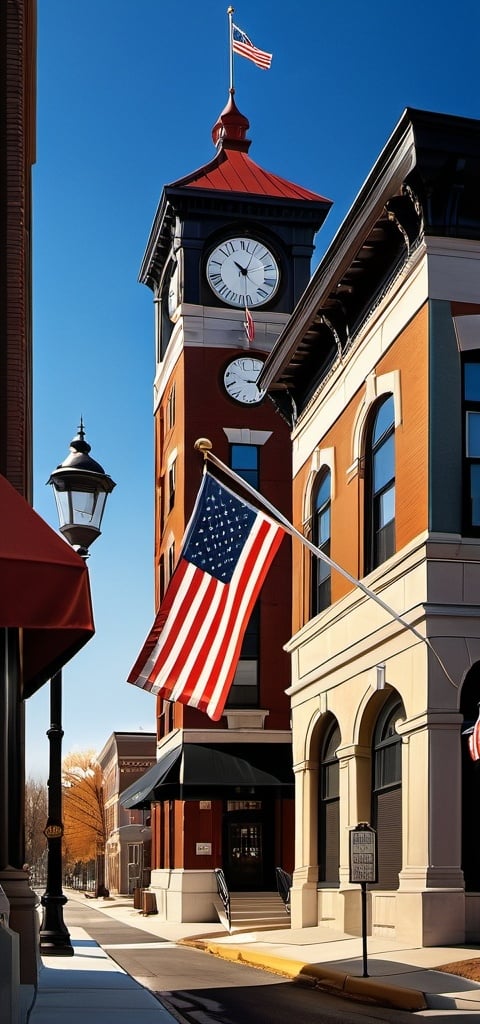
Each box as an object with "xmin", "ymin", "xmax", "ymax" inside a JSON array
[{"xmin": 170, "ymin": 92, "xmax": 329, "ymax": 204}]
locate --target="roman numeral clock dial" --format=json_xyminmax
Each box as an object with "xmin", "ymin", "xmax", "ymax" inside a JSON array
[
  {"xmin": 206, "ymin": 237, "xmax": 280, "ymax": 308},
  {"xmin": 223, "ymin": 356, "xmax": 265, "ymax": 405}
]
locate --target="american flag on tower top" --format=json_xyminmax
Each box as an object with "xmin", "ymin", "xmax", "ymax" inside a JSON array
[
  {"xmin": 128, "ymin": 472, "xmax": 284, "ymax": 722},
  {"xmin": 232, "ymin": 24, "xmax": 273, "ymax": 69}
]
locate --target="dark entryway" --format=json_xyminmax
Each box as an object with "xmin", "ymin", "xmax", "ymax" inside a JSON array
[{"xmin": 223, "ymin": 802, "xmax": 274, "ymax": 890}]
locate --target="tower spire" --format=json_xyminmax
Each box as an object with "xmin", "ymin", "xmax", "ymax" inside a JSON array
[{"xmin": 211, "ymin": 90, "xmax": 250, "ymax": 150}]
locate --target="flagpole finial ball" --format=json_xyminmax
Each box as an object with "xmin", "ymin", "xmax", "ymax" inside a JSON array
[{"xmin": 194, "ymin": 438, "xmax": 213, "ymax": 457}]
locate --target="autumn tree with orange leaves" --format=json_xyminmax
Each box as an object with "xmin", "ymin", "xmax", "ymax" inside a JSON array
[{"xmin": 62, "ymin": 749, "xmax": 109, "ymax": 896}]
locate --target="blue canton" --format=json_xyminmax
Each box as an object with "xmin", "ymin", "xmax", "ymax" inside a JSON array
[{"xmin": 183, "ymin": 475, "xmax": 256, "ymax": 583}]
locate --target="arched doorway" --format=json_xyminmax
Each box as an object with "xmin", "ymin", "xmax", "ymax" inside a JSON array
[{"xmin": 460, "ymin": 663, "xmax": 480, "ymax": 891}]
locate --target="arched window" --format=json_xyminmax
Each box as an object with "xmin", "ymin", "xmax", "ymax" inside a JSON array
[
  {"xmin": 463, "ymin": 357, "xmax": 480, "ymax": 534},
  {"xmin": 365, "ymin": 395, "xmax": 395, "ymax": 573},
  {"xmin": 459, "ymin": 663, "xmax": 480, "ymax": 891},
  {"xmin": 318, "ymin": 720, "xmax": 340, "ymax": 885},
  {"xmin": 311, "ymin": 470, "xmax": 331, "ymax": 615},
  {"xmin": 372, "ymin": 694, "xmax": 404, "ymax": 890}
]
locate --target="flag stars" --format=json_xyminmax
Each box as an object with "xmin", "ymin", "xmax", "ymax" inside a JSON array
[{"xmin": 184, "ymin": 476, "xmax": 256, "ymax": 583}]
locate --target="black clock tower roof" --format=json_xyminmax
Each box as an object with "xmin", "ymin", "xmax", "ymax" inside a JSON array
[{"xmin": 139, "ymin": 92, "xmax": 331, "ymax": 293}]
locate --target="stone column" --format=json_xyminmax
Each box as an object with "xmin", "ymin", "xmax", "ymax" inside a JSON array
[
  {"xmin": 396, "ymin": 710, "xmax": 465, "ymax": 945},
  {"xmin": 290, "ymin": 758, "xmax": 319, "ymax": 927}
]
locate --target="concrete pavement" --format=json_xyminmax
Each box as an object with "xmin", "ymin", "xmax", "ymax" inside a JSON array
[{"xmin": 28, "ymin": 889, "xmax": 480, "ymax": 1020}]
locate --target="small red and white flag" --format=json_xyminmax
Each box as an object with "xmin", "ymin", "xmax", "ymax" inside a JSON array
[
  {"xmin": 468, "ymin": 708, "xmax": 480, "ymax": 761},
  {"xmin": 232, "ymin": 24, "xmax": 273, "ymax": 70},
  {"xmin": 244, "ymin": 305, "xmax": 255, "ymax": 344},
  {"xmin": 128, "ymin": 473, "xmax": 284, "ymax": 721}
]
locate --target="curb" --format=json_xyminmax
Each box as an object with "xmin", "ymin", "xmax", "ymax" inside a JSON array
[{"xmin": 183, "ymin": 938, "xmax": 427, "ymax": 1012}]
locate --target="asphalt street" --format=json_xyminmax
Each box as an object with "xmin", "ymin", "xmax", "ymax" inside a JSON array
[{"xmin": 62, "ymin": 898, "xmax": 416, "ymax": 1024}]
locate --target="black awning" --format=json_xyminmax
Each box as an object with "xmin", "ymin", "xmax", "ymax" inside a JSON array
[
  {"xmin": 120, "ymin": 746, "xmax": 181, "ymax": 809},
  {"xmin": 120, "ymin": 741, "xmax": 294, "ymax": 808}
]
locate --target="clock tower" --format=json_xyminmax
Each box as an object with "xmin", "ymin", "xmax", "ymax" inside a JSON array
[{"xmin": 133, "ymin": 91, "xmax": 331, "ymax": 922}]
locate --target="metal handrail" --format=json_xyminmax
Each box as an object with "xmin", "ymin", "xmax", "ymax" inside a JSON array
[
  {"xmin": 275, "ymin": 866, "xmax": 292, "ymax": 914},
  {"xmin": 214, "ymin": 868, "xmax": 231, "ymax": 931}
]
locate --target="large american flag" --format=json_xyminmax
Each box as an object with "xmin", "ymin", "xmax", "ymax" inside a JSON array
[
  {"xmin": 232, "ymin": 25, "xmax": 273, "ymax": 70},
  {"xmin": 128, "ymin": 473, "xmax": 284, "ymax": 721}
]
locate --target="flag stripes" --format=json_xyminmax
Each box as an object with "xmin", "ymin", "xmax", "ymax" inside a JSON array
[
  {"xmin": 128, "ymin": 474, "xmax": 284, "ymax": 721},
  {"xmin": 232, "ymin": 25, "xmax": 273, "ymax": 69}
]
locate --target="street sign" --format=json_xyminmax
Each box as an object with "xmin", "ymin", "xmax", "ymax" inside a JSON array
[{"xmin": 349, "ymin": 822, "xmax": 377, "ymax": 884}]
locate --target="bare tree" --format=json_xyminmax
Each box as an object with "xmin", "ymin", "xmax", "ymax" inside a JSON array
[
  {"xmin": 62, "ymin": 749, "xmax": 108, "ymax": 897},
  {"xmin": 24, "ymin": 777, "xmax": 48, "ymax": 884}
]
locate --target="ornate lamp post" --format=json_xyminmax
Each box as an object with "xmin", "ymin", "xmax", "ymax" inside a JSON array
[{"xmin": 39, "ymin": 422, "xmax": 115, "ymax": 956}]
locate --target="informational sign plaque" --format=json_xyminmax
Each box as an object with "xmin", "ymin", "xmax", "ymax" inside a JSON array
[
  {"xmin": 349, "ymin": 822, "xmax": 377, "ymax": 884},
  {"xmin": 349, "ymin": 822, "xmax": 377, "ymax": 978}
]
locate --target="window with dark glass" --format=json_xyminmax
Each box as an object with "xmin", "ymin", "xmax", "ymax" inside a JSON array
[
  {"xmin": 318, "ymin": 721, "xmax": 340, "ymax": 885},
  {"xmin": 167, "ymin": 542, "xmax": 175, "ymax": 581},
  {"xmin": 226, "ymin": 443, "xmax": 261, "ymax": 707},
  {"xmin": 230, "ymin": 443, "xmax": 259, "ymax": 489},
  {"xmin": 168, "ymin": 459, "xmax": 176, "ymax": 512},
  {"xmin": 311, "ymin": 470, "xmax": 331, "ymax": 615},
  {"xmin": 167, "ymin": 384, "xmax": 176, "ymax": 430},
  {"xmin": 366, "ymin": 395, "xmax": 395, "ymax": 572},
  {"xmin": 372, "ymin": 694, "xmax": 403, "ymax": 890},
  {"xmin": 463, "ymin": 358, "xmax": 480, "ymax": 533},
  {"xmin": 226, "ymin": 603, "xmax": 259, "ymax": 708}
]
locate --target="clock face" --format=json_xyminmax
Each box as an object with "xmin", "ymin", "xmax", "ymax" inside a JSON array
[
  {"xmin": 223, "ymin": 356, "xmax": 265, "ymax": 405},
  {"xmin": 207, "ymin": 237, "xmax": 280, "ymax": 308}
]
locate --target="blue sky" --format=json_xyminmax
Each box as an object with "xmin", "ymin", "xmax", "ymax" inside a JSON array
[{"xmin": 27, "ymin": 0, "xmax": 480, "ymax": 777}]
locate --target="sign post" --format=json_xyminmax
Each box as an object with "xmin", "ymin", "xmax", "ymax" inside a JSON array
[{"xmin": 349, "ymin": 823, "xmax": 377, "ymax": 977}]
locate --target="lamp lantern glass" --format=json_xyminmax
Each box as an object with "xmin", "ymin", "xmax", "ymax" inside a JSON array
[{"xmin": 48, "ymin": 421, "xmax": 115, "ymax": 554}]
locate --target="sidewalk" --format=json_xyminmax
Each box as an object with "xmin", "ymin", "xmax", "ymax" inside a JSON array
[
  {"xmin": 29, "ymin": 924, "xmax": 179, "ymax": 1024},
  {"xmin": 30, "ymin": 890, "xmax": 480, "ymax": 1020}
]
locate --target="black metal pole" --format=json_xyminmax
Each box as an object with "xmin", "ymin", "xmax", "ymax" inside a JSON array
[
  {"xmin": 39, "ymin": 670, "xmax": 74, "ymax": 956},
  {"xmin": 361, "ymin": 881, "xmax": 368, "ymax": 977}
]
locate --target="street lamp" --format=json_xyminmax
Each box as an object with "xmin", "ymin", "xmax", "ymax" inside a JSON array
[{"xmin": 39, "ymin": 422, "xmax": 115, "ymax": 956}]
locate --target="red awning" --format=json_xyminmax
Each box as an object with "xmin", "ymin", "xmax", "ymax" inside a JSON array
[{"xmin": 0, "ymin": 474, "xmax": 95, "ymax": 698}]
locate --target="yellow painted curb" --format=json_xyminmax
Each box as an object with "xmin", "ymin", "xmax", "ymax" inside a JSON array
[
  {"xmin": 189, "ymin": 940, "xmax": 428, "ymax": 1012},
  {"xmin": 344, "ymin": 976, "xmax": 427, "ymax": 1011},
  {"xmin": 298, "ymin": 964, "xmax": 348, "ymax": 989},
  {"xmin": 203, "ymin": 942, "xmax": 306, "ymax": 978}
]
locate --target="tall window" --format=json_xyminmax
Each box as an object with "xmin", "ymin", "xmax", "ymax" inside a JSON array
[
  {"xmin": 167, "ymin": 541, "xmax": 175, "ymax": 582},
  {"xmin": 227, "ymin": 443, "xmax": 260, "ymax": 707},
  {"xmin": 318, "ymin": 720, "xmax": 340, "ymax": 885},
  {"xmin": 226, "ymin": 603, "xmax": 259, "ymax": 708},
  {"xmin": 460, "ymin": 662, "xmax": 480, "ymax": 890},
  {"xmin": 230, "ymin": 443, "xmax": 259, "ymax": 488},
  {"xmin": 366, "ymin": 395, "xmax": 395, "ymax": 572},
  {"xmin": 372, "ymin": 694, "xmax": 404, "ymax": 890},
  {"xmin": 168, "ymin": 458, "xmax": 176, "ymax": 512},
  {"xmin": 463, "ymin": 358, "xmax": 480, "ymax": 532},
  {"xmin": 167, "ymin": 384, "xmax": 176, "ymax": 431},
  {"xmin": 311, "ymin": 470, "xmax": 331, "ymax": 615}
]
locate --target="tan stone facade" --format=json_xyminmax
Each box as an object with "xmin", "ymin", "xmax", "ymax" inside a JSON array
[{"xmin": 261, "ymin": 109, "xmax": 480, "ymax": 947}]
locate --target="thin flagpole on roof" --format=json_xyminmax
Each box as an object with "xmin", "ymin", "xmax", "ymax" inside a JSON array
[
  {"xmin": 195, "ymin": 440, "xmax": 457, "ymax": 689},
  {"xmin": 227, "ymin": 6, "xmax": 235, "ymax": 93}
]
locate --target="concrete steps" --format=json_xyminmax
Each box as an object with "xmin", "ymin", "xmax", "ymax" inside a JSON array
[{"xmin": 214, "ymin": 890, "xmax": 290, "ymax": 933}]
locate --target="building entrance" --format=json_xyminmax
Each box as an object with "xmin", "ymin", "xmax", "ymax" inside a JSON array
[{"xmin": 223, "ymin": 801, "xmax": 273, "ymax": 890}]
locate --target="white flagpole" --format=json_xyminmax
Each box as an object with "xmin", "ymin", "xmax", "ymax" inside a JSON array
[
  {"xmin": 197, "ymin": 442, "xmax": 457, "ymax": 689},
  {"xmin": 227, "ymin": 6, "xmax": 235, "ymax": 93}
]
